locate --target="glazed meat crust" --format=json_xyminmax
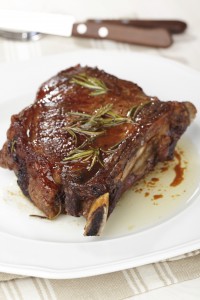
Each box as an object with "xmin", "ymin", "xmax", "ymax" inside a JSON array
[{"xmin": 0, "ymin": 65, "xmax": 196, "ymax": 235}]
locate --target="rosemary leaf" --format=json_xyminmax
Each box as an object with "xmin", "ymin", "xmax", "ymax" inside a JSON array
[
  {"xmin": 127, "ymin": 105, "xmax": 138, "ymax": 118},
  {"xmin": 63, "ymin": 149, "xmax": 96, "ymax": 162},
  {"xmin": 30, "ymin": 202, "xmax": 62, "ymax": 220},
  {"xmin": 90, "ymin": 103, "xmax": 113, "ymax": 119},
  {"xmin": 90, "ymin": 90, "xmax": 108, "ymax": 96},
  {"xmin": 30, "ymin": 214, "xmax": 48, "ymax": 219},
  {"xmin": 70, "ymin": 73, "xmax": 108, "ymax": 96},
  {"xmin": 127, "ymin": 101, "xmax": 151, "ymax": 120},
  {"xmin": 83, "ymin": 104, "xmax": 112, "ymax": 128},
  {"xmin": 66, "ymin": 126, "xmax": 105, "ymax": 137},
  {"xmin": 65, "ymin": 139, "xmax": 91, "ymax": 158},
  {"xmin": 67, "ymin": 111, "xmax": 91, "ymax": 118},
  {"xmin": 63, "ymin": 147, "xmax": 104, "ymax": 171},
  {"xmin": 89, "ymin": 154, "xmax": 97, "ymax": 171},
  {"xmin": 101, "ymin": 141, "xmax": 122, "ymax": 154},
  {"xmin": 65, "ymin": 127, "xmax": 78, "ymax": 143}
]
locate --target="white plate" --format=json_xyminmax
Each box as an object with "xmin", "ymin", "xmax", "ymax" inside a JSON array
[{"xmin": 0, "ymin": 50, "xmax": 200, "ymax": 279}]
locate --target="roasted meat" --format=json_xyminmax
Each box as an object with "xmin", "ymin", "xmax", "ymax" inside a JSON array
[{"xmin": 0, "ymin": 65, "xmax": 196, "ymax": 235}]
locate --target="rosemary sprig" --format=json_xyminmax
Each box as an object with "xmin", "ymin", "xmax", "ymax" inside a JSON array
[
  {"xmin": 65, "ymin": 104, "xmax": 129, "ymax": 146},
  {"xmin": 63, "ymin": 147, "xmax": 104, "ymax": 171},
  {"xmin": 86, "ymin": 104, "xmax": 131, "ymax": 129},
  {"xmin": 63, "ymin": 101, "xmax": 152, "ymax": 170},
  {"xmin": 70, "ymin": 73, "xmax": 108, "ymax": 96},
  {"xmin": 75, "ymin": 104, "xmax": 113, "ymax": 130},
  {"xmin": 66, "ymin": 104, "xmax": 130, "ymax": 133},
  {"xmin": 65, "ymin": 126, "xmax": 105, "ymax": 138}
]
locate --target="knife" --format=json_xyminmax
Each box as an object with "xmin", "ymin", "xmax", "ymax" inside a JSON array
[
  {"xmin": 87, "ymin": 19, "xmax": 187, "ymax": 34},
  {"xmin": 0, "ymin": 10, "xmax": 172, "ymax": 48}
]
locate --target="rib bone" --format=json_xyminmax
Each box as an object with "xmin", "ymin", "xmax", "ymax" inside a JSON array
[{"xmin": 84, "ymin": 193, "xmax": 109, "ymax": 236}]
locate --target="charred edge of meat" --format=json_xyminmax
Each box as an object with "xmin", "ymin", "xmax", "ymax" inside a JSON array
[
  {"xmin": 16, "ymin": 161, "xmax": 30, "ymax": 198},
  {"xmin": 84, "ymin": 193, "xmax": 109, "ymax": 236}
]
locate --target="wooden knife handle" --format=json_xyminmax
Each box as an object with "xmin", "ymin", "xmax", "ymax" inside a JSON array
[
  {"xmin": 72, "ymin": 22, "xmax": 172, "ymax": 48},
  {"xmin": 87, "ymin": 19, "xmax": 187, "ymax": 34}
]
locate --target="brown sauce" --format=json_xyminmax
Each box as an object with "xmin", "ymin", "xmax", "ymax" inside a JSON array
[
  {"xmin": 133, "ymin": 148, "xmax": 186, "ymax": 200},
  {"xmin": 146, "ymin": 177, "xmax": 159, "ymax": 187},
  {"xmin": 160, "ymin": 166, "xmax": 169, "ymax": 172},
  {"xmin": 170, "ymin": 151, "xmax": 185, "ymax": 187},
  {"xmin": 151, "ymin": 177, "xmax": 159, "ymax": 182},
  {"xmin": 153, "ymin": 194, "xmax": 163, "ymax": 200}
]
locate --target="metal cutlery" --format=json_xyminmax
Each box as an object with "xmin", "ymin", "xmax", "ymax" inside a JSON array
[{"xmin": 0, "ymin": 10, "xmax": 187, "ymax": 47}]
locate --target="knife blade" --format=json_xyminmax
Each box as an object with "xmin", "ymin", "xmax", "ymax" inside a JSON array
[
  {"xmin": 0, "ymin": 30, "xmax": 42, "ymax": 41},
  {"xmin": 0, "ymin": 10, "xmax": 172, "ymax": 48}
]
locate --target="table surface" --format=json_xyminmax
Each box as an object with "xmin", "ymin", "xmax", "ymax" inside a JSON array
[
  {"xmin": 0, "ymin": 0, "xmax": 200, "ymax": 298},
  {"xmin": 130, "ymin": 277, "xmax": 200, "ymax": 299}
]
